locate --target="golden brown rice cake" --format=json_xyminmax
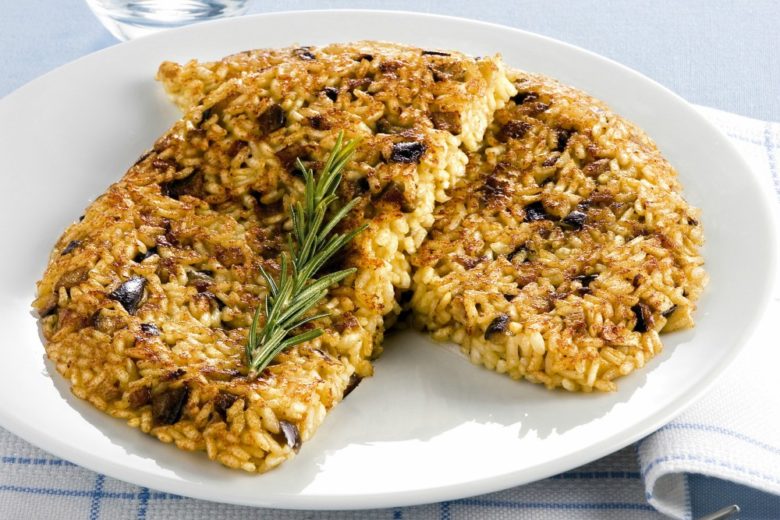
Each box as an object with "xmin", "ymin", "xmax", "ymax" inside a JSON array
[
  {"xmin": 154, "ymin": 42, "xmax": 515, "ymax": 329},
  {"xmin": 411, "ymin": 69, "xmax": 707, "ymax": 392},
  {"xmin": 33, "ymin": 42, "xmax": 514, "ymax": 472}
]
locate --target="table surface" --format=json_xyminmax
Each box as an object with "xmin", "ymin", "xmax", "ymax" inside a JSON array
[
  {"xmin": 1, "ymin": 2, "xmax": 778, "ymax": 518},
  {"xmin": 2, "ymin": 0, "xmax": 779, "ymax": 121}
]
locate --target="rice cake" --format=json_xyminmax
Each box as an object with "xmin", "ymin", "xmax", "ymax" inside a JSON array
[
  {"xmin": 33, "ymin": 42, "xmax": 514, "ymax": 472},
  {"xmin": 411, "ymin": 69, "xmax": 707, "ymax": 392}
]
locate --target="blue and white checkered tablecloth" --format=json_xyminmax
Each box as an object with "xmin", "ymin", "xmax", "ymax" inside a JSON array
[{"xmin": 2, "ymin": 2, "xmax": 780, "ymax": 519}]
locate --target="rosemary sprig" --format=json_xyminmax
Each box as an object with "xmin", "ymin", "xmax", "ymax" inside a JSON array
[{"xmin": 246, "ymin": 132, "xmax": 366, "ymax": 378}]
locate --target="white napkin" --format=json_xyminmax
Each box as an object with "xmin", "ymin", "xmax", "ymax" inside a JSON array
[
  {"xmin": 637, "ymin": 106, "xmax": 780, "ymax": 519},
  {"xmin": 0, "ymin": 106, "xmax": 777, "ymax": 519}
]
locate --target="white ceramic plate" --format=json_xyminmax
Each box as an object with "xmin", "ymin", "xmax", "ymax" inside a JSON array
[{"xmin": 0, "ymin": 10, "xmax": 776, "ymax": 510}]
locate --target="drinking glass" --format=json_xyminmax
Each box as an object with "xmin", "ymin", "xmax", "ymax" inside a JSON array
[{"xmin": 85, "ymin": 0, "xmax": 248, "ymax": 40}]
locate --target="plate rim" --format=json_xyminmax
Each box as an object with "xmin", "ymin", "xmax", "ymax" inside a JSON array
[{"xmin": 0, "ymin": 8, "xmax": 777, "ymax": 510}]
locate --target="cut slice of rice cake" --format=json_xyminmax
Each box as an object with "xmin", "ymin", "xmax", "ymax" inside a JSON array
[
  {"xmin": 151, "ymin": 41, "xmax": 516, "ymax": 334},
  {"xmin": 411, "ymin": 69, "xmax": 707, "ymax": 393},
  {"xmin": 157, "ymin": 41, "xmax": 513, "ymax": 152},
  {"xmin": 35, "ymin": 182, "xmax": 357, "ymax": 472},
  {"xmin": 33, "ymin": 43, "xmax": 514, "ymax": 472}
]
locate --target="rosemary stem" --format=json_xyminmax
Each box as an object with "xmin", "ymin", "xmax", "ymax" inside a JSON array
[{"xmin": 246, "ymin": 131, "xmax": 365, "ymax": 377}]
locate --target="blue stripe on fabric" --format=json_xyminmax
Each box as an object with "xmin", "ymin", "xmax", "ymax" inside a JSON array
[
  {"xmin": 641, "ymin": 454, "xmax": 780, "ymax": 487},
  {"xmin": 1, "ymin": 456, "xmax": 76, "ymax": 467},
  {"xmin": 89, "ymin": 474, "xmax": 105, "ymax": 520},
  {"xmin": 0, "ymin": 484, "xmax": 134, "ymax": 499},
  {"xmin": 440, "ymin": 500, "xmax": 451, "ymax": 520},
  {"xmin": 764, "ymin": 123, "xmax": 780, "ymax": 199},
  {"xmin": 551, "ymin": 471, "xmax": 641, "ymax": 480},
  {"xmin": 148, "ymin": 492, "xmax": 182, "ymax": 500},
  {"xmin": 654, "ymin": 422, "xmax": 780, "ymax": 456},
  {"xmin": 137, "ymin": 487, "xmax": 150, "ymax": 520},
  {"xmin": 0, "ymin": 483, "xmax": 182, "ymax": 501},
  {"xmin": 453, "ymin": 498, "xmax": 655, "ymax": 511}
]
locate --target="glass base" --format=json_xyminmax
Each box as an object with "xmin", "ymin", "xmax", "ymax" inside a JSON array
[{"xmin": 85, "ymin": 0, "xmax": 248, "ymax": 40}]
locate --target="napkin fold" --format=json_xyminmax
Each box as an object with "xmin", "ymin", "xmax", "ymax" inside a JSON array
[
  {"xmin": 637, "ymin": 106, "xmax": 780, "ymax": 520},
  {"xmin": 0, "ymin": 106, "xmax": 778, "ymax": 520}
]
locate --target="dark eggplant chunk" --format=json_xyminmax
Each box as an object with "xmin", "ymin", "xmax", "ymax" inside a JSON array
[
  {"xmin": 573, "ymin": 273, "xmax": 598, "ymax": 288},
  {"xmin": 356, "ymin": 176, "xmax": 370, "ymax": 194},
  {"xmin": 200, "ymin": 107, "xmax": 213, "ymax": 125},
  {"xmin": 323, "ymin": 86, "xmax": 339, "ymax": 101},
  {"xmin": 632, "ymin": 303, "xmax": 654, "ymax": 333},
  {"xmin": 187, "ymin": 269, "xmax": 215, "ymax": 293},
  {"xmin": 165, "ymin": 368, "xmax": 186, "ymax": 381},
  {"xmin": 279, "ymin": 420, "xmax": 302, "ymax": 452},
  {"xmin": 200, "ymin": 290, "xmax": 227, "ymax": 311},
  {"xmin": 510, "ymin": 92, "xmax": 539, "ymax": 105},
  {"xmin": 61, "ymin": 240, "xmax": 81, "ymax": 255},
  {"xmin": 228, "ymin": 139, "xmax": 249, "ymax": 157},
  {"xmin": 376, "ymin": 118, "xmax": 408, "ymax": 134},
  {"xmin": 133, "ymin": 246, "xmax": 158, "ymax": 263},
  {"xmin": 309, "ymin": 114, "xmax": 329, "ymax": 130},
  {"xmin": 431, "ymin": 111, "xmax": 462, "ymax": 134},
  {"xmin": 108, "ymin": 276, "xmax": 146, "ymax": 315},
  {"xmin": 525, "ymin": 102, "xmax": 551, "ymax": 115},
  {"xmin": 140, "ymin": 323, "xmax": 160, "ymax": 336},
  {"xmin": 499, "ymin": 120, "xmax": 531, "ymax": 141},
  {"xmin": 585, "ymin": 190, "xmax": 615, "ymax": 206},
  {"xmin": 152, "ymin": 386, "xmax": 189, "ymax": 426},
  {"xmin": 128, "ymin": 387, "xmax": 152, "ymax": 409},
  {"xmin": 214, "ymin": 392, "xmax": 238, "ymax": 421},
  {"xmin": 507, "ymin": 244, "xmax": 527, "ymax": 262},
  {"xmin": 91, "ymin": 309, "xmax": 121, "ymax": 334},
  {"xmin": 422, "ymin": 50, "xmax": 451, "ymax": 56},
  {"xmin": 561, "ymin": 210, "xmax": 587, "ymax": 230},
  {"xmin": 524, "ymin": 201, "xmax": 550, "ymax": 222},
  {"xmin": 542, "ymin": 155, "xmax": 559, "ymax": 167},
  {"xmin": 662, "ymin": 305, "xmax": 678, "ymax": 318},
  {"xmin": 480, "ymin": 171, "xmax": 510, "ymax": 203},
  {"xmin": 485, "ymin": 314, "xmax": 510, "ymax": 339},
  {"xmin": 343, "ymin": 373, "xmax": 363, "ymax": 398},
  {"xmin": 583, "ymin": 158, "xmax": 610, "ymax": 177},
  {"xmin": 160, "ymin": 170, "xmax": 203, "ymax": 200},
  {"xmin": 379, "ymin": 60, "xmax": 402, "ymax": 74},
  {"xmin": 390, "ymin": 141, "xmax": 427, "ymax": 163},
  {"xmin": 275, "ymin": 143, "xmax": 313, "ymax": 174},
  {"xmin": 346, "ymin": 77, "xmax": 372, "ymax": 92},
  {"xmin": 294, "ymin": 47, "xmax": 316, "ymax": 60},
  {"xmin": 555, "ymin": 129, "xmax": 574, "ymax": 152},
  {"xmin": 257, "ymin": 104, "xmax": 286, "ymax": 136}
]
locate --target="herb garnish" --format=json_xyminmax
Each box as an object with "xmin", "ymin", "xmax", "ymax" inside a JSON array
[{"xmin": 246, "ymin": 132, "xmax": 366, "ymax": 378}]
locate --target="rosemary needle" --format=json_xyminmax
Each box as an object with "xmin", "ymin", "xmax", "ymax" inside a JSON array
[{"xmin": 246, "ymin": 132, "xmax": 367, "ymax": 378}]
